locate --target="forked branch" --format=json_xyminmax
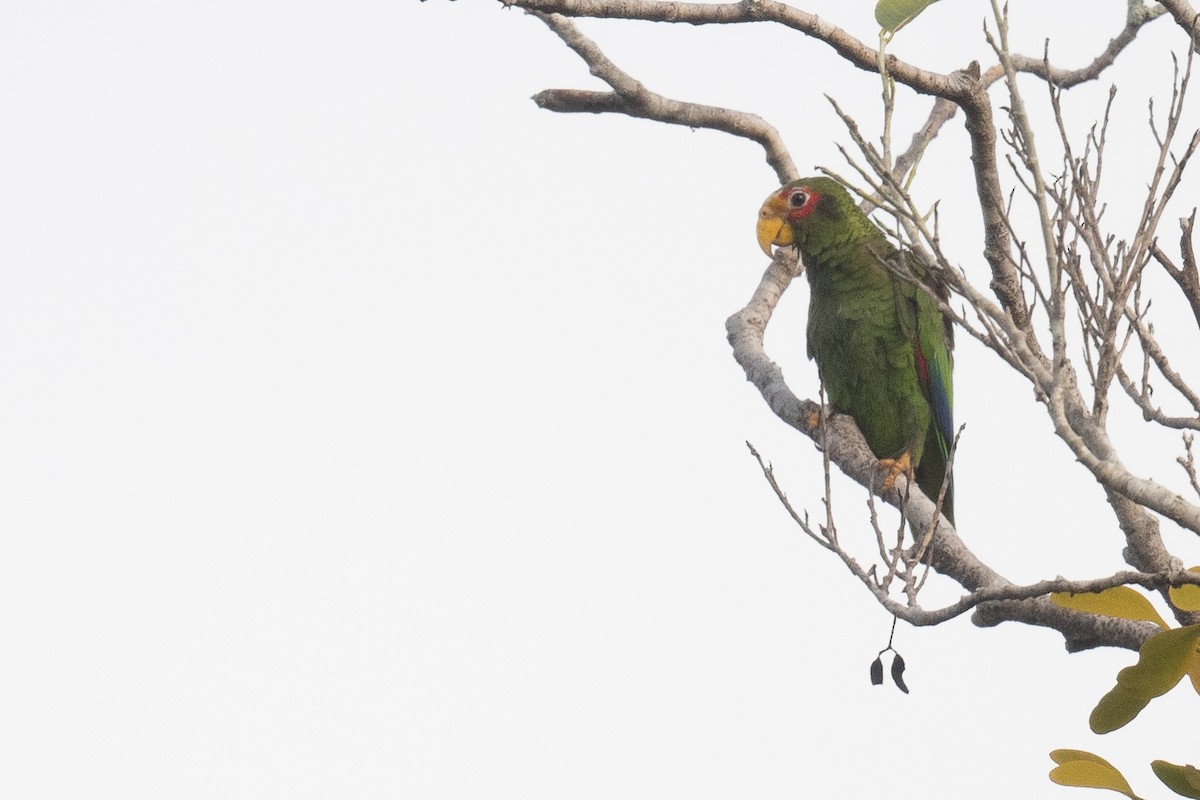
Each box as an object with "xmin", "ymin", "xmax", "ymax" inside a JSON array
[
  {"xmin": 530, "ymin": 12, "xmax": 796, "ymax": 180},
  {"xmin": 474, "ymin": 0, "xmax": 1200, "ymax": 648}
]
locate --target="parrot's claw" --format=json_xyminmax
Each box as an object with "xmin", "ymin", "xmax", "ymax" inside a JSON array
[{"xmin": 878, "ymin": 451, "xmax": 914, "ymax": 493}]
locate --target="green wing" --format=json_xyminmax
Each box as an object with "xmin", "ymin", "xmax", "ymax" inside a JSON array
[{"xmin": 891, "ymin": 253, "xmax": 955, "ymax": 522}]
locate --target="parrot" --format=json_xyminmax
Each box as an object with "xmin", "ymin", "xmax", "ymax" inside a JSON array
[{"xmin": 755, "ymin": 176, "xmax": 955, "ymax": 524}]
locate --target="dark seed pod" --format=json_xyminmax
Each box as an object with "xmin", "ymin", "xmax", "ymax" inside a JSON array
[
  {"xmin": 870, "ymin": 655, "xmax": 884, "ymax": 686},
  {"xmin": 890, "ymin": 653, "xmax": 909, "ymax": 694}
]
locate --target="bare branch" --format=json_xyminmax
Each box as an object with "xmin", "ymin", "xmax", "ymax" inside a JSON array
[
  {"xmin": 508, "ymin": 0, "xmax": 972, "ymax": 99},
  {"xmin": 1157, "ymin": 0, "xmax": 1200, "ymax": 49},
  {"xmin": 1122, "ymin": 310, "xmax": 1200, "ymax": 420},
  {"xmin": 1114, "ymin": 364, "xmax": 1200, "ymax": 429},
  {"xmin": 1105, "ymin": 489, "xmax": 1198, "ymax": 628},
  {"xmin": 1003, "ymin": 1, "xmax": 1168, "ymax": 87},
  {"xmin": 482, "ymin": 0, "xmax": 1200, "ymax": 649},
  {"xmin": 510, "ymin": 0, "xmax": 1159, "ymax": 95},
  {"xmin": 726, "ymin": 257, "xmax": 1163, "ymax": 651},
  {"xmin": 746, "ymin": 441, "xmax": 834, "ymax": 552},
  {"xmin": 1151, "ymin": 210, "xmax": 1200, "ymax": 329},
  {"xmin": 514, "ymin": 0, "xmax": 1159, "ymax": 333},
  {"xmin": 1180, "ymin": 433, "xmax": 1200, "ymax": 500},
  {"xmin": 530, "ymin": 12, "xmax": 797, "ymax": 180},
  {"xmin": 748, "ymin": 421, "xmax": 1196, "ymax": 639},
  {"xmin": 895, "ymin": 569, "xmax": 1199, "ymax": 627},
  {"xmin": 893, "ymin": 98, "xmax": 959, "ymax": 184}
]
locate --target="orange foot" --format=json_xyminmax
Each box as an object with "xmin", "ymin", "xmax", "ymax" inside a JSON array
[
  {"xmin": 878, "ymin": 451, "xmax": 914, "ymax": 492},
  {"xmin": 807, "ymin": 409, "xmax": 821, "ymax": 430}
]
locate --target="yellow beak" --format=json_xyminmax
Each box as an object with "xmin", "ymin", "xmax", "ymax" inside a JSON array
[{"xmin": 756, "ymin": 194, "xmax": 794, "ymax": 256}]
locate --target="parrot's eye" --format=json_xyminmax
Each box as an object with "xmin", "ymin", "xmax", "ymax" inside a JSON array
[{"xmin": 789, "ymin": 190, "xmax": 809, "ymax": 208}]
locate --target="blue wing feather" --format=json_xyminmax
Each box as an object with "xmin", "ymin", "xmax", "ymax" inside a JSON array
[{"xmin": 927, "ymin": 350, "xmax": 954, "ymax": 460}]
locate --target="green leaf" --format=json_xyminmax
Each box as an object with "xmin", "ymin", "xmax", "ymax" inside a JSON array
[
  {"xmin": 1187, "ymin": 647, "xmax": 1200, "ymax": 696},
  {"xmin": 1115, "ymin": 625, "xmax": 1200, "ymax": 697},
  {"xmin": 1049, "ymin": 754, "xmax": 1139, "ymax": 798},
  {"xmin": 1091, "ymin": 626, "xmax": 1200, "ymax": 732},
  {"xmin": 1172, "ymin": 584, "xmax": 1200, "ymax": 612},
  {"xmin": 1169, "ymin": 567, "xmax": 1200, "ymax": 612},
  {"xmin": 1090, "ymin": 683, "xmax": 1151, "ymax": 734},
  {"xmin": 1051, "ymin": 750, "xmax": 1121, "ymax": 767},
  {"xmin": 1051, "ymin": 587, "xmax": 1170, "ymax": 630},
  {"xmin": 1151, "ymin": 761, "xmax": 1200, "ymax": 799},
  {"xmin": 875, "ymin": 0, "xmax": 941, "ymax": 32}
]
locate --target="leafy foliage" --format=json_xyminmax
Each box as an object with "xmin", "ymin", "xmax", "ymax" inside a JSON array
[
  {"xmin": 1088, "ymin": 683, "xmax": 1152, "ymax": 737},
  {"xmin": 1049, "ymin": 750, "xmax": 1141, "ymax": 799},
  {"xmin": 1110, "ymin": 626, "xmax": 1200, "ymax": 703},
  {"xmin": 1085, "ymin": 624, "xmax": 1200, "ymax": 733},
  {"xmin": 1151, "ymin": 761, "xmax": 1200, "ymax": 800},
  {"xmin": 874, "ymin": 0, "xmax": 942, "ymax": 33},
  {"xmin": 1168, "ymin": 568, "xmax": 1200, "ymax": 613},
  {"xmin": 1050, "ymin": 586, "xmax": 1200, "ymax": 796},
  {"xmin": 1052, "ymin": 588, "xmax": 1171, "ymax": 631}
]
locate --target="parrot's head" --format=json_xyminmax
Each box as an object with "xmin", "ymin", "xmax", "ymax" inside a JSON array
[{"xmin": 756, "ymin": 176, "xmax": 852, "ymax": 257}]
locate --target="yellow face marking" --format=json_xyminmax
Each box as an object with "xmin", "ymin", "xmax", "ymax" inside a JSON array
[{"xmin": 756, "ymin": 194, "xmax": 793, "ymax": 256}]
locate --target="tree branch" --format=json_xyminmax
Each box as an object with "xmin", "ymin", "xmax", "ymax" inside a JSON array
[
  {"xmin": 515, "ymin": 0, "xmax": 1160, "ymax": 334},
  {"xmin": 750, "ymin": 436, "xmax": 1199, "ymax": 630},
  {"xmin": 1158, "ymin": 0, "xmax": 1200, "ymax": 49},
  {"xmin": 1151, "ymin": 211, "xmax": 1200, "ymax": 330},
  {"xmin": 726, "ymin": 255, "xmax": 1164, "ymax": 651},
  {"xmin": 1003, "ymin": 1, "xmax": 1167, "ymax": 87},
  {"xmin": 508, "ymin": 0, "xmax": 970, "ymax": 98},
  {"xmin": 483, "ymin": 0, "xmax": 1200, "ymax": 649},
  {"xmin": 530, "ymin": 14, "xmax": 796, "ymax": 180}
]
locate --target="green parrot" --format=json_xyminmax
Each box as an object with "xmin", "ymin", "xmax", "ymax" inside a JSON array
[{"xmin": 756, "ymin": 176, "xmax": 955, "ymax": 524}]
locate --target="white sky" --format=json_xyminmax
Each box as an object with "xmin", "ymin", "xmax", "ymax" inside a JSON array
[{"xmin": 1, "ymin": 1, "xmax": 1197, "ymax": 797}]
